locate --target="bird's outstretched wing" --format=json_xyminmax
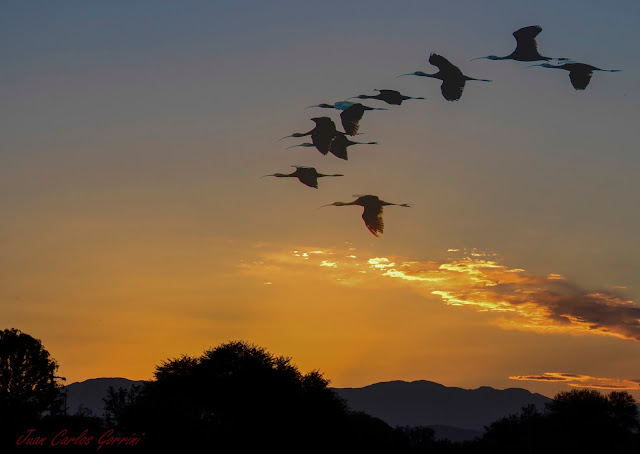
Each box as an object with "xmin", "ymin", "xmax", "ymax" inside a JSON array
[
  {"xmin": 440, "ymin": 78, "xmax": 465, "ymax": 101},
  {"xmin": 340, "ymin": 104, "xmax": 365, "ymax": 136},
  {"xmin": 569, "ymin": 69, "xmax": 593, "ymax": 90},
  {"xmin": 294, "ymin": 167, "xmax": 319, "ymax": 188},
  {"xmin": 329, "ymin": 133, "xmax": 350, "ymax": 160},
  {"xmin": 362, "ymin": 204, "xmax": 384, "ymax": 237},
  {"xmin": 377, "ymin": 89, "xmax": 402, "ymax": 105},
  {"xmin": 512, "ymin": 25, "xmax": 542, "ymax": 59},
  {"xmin": 429, "ymin": 53, "xmax": 462, "ymax": 76}
]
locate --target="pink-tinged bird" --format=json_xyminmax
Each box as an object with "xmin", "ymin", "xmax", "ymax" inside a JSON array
[
  {"xmin": 399, "ymin": 53, "xmax": 491, "ymax": 101},
  {"xmin": 528, "ymin": 62, "xmax": 620, "ymax": 90},
  {"xmin": 322, "ymin": 194, "xmax": 410, "ymax": 237},
  {"xmin": 262, "ymin": 166, "xmax": 343, "ymax": 189},
  {"xmin": 472, "ymin": 25, "xmax": 569, "ymax": 62}
]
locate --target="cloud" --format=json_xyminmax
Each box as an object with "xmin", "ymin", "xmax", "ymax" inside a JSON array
[
  {"xmin": 240, "ymin": 245, "xmax": 640, "ymax": 341},
  {"xmin": 370, "ymin": 254, "xmax": 640, "ymax": 341},
  {"xmin": 510, "ymin": 372, "xmax": 640, "ymax": 390}
]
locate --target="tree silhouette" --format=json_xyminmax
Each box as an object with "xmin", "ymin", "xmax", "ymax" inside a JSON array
[
  {"xmin": 0, "ymin": 328, "xmax": 64, "ymax": 448},
  {"xmin": 104, "ymin": 340, "xmax": 367, "ymax": 452},
  {"xmin": 545, "ymin": 389, "xmax": 639, "ymax": 454},
  {"xmin": 476, "ymin": 389, "xmax": 640, "ymax": 454}
]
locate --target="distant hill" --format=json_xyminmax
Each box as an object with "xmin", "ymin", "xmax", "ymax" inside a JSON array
[
  {"xmin": 63, "ymin": 377, "xmax": 145, "ymax": 418},
  {"xmin": 64, "ymin": 377, "xmax": 550, "ymax": 442},
  {"xmin": 333, "ymin": 380, "xmax": 551, "ymax": 437}
]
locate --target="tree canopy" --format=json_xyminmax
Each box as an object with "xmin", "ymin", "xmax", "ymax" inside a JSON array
[{"xmin": 0, "ymin": 328, "xmax": 64, "ymax": 449}]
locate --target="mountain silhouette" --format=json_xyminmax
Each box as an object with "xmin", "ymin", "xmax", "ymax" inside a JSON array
[
  {"xmin": 63, "ymin": 377, "xmax": 145, "ymax": 417},
  {"xmin": 333, "ymin": 380, "xmax": 551, "ymax": 434},
  {"xmin": 64, "ymin": 377, "xmax": 551, "ymax": 441}
]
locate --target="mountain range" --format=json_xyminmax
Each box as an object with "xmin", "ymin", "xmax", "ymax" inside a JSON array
[{"xmin": 62, "ymin": 378, "xmax": 551, "ymax": 442}]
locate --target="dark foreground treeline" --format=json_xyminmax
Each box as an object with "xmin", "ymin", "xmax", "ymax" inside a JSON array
[{"xmin": 2, "ymin": 335, "xmax": 639, "ymax": 453}]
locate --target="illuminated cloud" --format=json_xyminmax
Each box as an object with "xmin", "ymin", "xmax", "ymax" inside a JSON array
[
  {"xmin": 320, "ymin": 261, "xmax": 337, "ymax": 268},
  {"xmin": 510, "ymin": 372, "xmax": 640, "ymax": 390},
  {"xmin": 241, "ymin": 245, "xmax": 640, "ymax": 341}
]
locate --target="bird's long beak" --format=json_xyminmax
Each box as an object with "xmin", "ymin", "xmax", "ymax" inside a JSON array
[
  {"xmin": 397, "ymin": 73, "xmax": 412, "ymax": 78},
  {"xmin": 305, "ymin": 104, "xmax": 320, "ymax": 109},
  {"xmin": 260, "ymin": 174, "xmax": 275, "ymax": 178},
  {"xmin": 470, "ymin": 56, "xmax": 489, "ymax": 61}
]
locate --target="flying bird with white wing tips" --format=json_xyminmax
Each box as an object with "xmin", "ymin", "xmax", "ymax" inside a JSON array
[
  {"xmin": 321, "ymin": 194, "xmax": 411, "ymax": 237},
  {"xmin": 472, "ymin": 25, "xmax": 569, "ymax": 62},
  {"xmin": 528, "ymin": 62, "xmax": 620, "ymax": 90},
  {"xmin": 262, "ymin": 166, "xmax": 343, "ymax": 189},
  {"xmin": 399, "ymin": 53, "xmax": 491, "ymax": 101}
]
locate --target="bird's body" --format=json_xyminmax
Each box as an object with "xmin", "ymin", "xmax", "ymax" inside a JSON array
[
  {"xmin": 262, "ymin": 166, "xmax": 343, "ymax": 189},
  {"xmin": 348, "ymin": 89, "xmax": 425, "ymax": 106},
  {"xmin": 399, "ymin": 53, "xmax": 491, "ymax": 101},
  {"xmin": 529, "ymin": 62, "xmax": 620, "ymax": 90},
  {"xmin": 308, "ymin": 101, "xmax": 387, "ymax": 135},
  {"xmin": 322, "ymin": 195, "xmax": 410, "ymax": 237},
  {"xmin": 281, "ymin": 117, "xmax": 338, "ymax": 155},
  {"xmin": 473, "ymin": 25, "xmax": 567, "ymax": 62}
]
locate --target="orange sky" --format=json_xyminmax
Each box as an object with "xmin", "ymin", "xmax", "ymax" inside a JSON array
[{"xmin": 2, "ymin": 1, "xmax": 640, "ymax": 401}]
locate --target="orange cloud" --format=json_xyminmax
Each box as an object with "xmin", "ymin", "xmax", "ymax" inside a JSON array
[
  {"xmin": 509, "ymin": 372, "xmax": 640, "ymax": 390},
  {"xmin": 240, "ymin": 245, "xmax": 640, "ymax": 341}
]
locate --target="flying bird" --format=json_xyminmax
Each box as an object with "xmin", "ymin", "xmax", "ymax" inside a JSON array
[
  {"xmin": 321, "ymin": 194, "xmax": 410, "ymax": 237},
  {"xmin": 528, "ymin": 62, "xmax": 620, "ymax": 90},
  {"xmin": 280, "ymin": 117, "xmax": 338, "ymax": 155},
  {"xmin": 286, "ymin": 132, "xmax": 377, "ymax": 160},
  {"xmin": 307, "ymin": 101, "xmax": 387, "ymax": 135},
  {"xmin": 262, "ymin": 166, "xmax": 343, "ymax": 189},
  {"xmin": 472, "ymin": 25, "xmax": 568, "ymax": 62},
  {"xmin": 399, "ymin": 53, "xmax": 491, "ymax": 101},
  {"xmin": 348, "ymin": 89, "xmax": 425, "ymax": 106}
]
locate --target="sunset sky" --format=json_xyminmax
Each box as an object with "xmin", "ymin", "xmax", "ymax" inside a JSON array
[{"xmin": 2, "ymin": 1, "xmax": 639, "ymax": 400}]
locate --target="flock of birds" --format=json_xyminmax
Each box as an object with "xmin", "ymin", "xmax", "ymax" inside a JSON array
[{"xmin": 262, "ymin": 25, "xmax": 620, "ymax": 237}]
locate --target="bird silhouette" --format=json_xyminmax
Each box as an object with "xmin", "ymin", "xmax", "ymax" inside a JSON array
[
  {"xmin": 262, "ymin": 166, "xmax": 343, "ymax": 188},
  {"xmin": 472, "ymin": 25, "xmax": 568, "ymax": 62},
  {"xmin": 328, "ymin": 132, "xmax": 378, "ymax": 160},
  {"xmin": 308, "ymin": 101, "xmax": 387, "ymax": 135},
  {"xmin": 348, "ymin": 89, "xmax": 425, "ymax": 106},
  {"xmin": 321, "ymin": 194, "xmax": 410, "ymax": 237},
  {"xmin": 286, "ymin": 132, "xmax": 377, "ymax": 160},
  {"xmin": 399, "ymin": 53, "xmax": 491, "ymax": 101},
  {"xmin": 280, "ymin": 117, "xmax": 338, "ymax": 155},
  {"xmin": 527, "ymin": 62, "xmax": 620, "ymax": 90}
]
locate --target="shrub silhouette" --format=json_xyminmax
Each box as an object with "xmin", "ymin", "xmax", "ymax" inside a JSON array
[{"xmin": 104, "ymin": 340, "xmax": 393, "ymax": 452}]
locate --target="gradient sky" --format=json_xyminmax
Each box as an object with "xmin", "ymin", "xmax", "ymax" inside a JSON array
[{"xmin": 2, "ymin": 1, "xmax": 639, "ymax": 400}]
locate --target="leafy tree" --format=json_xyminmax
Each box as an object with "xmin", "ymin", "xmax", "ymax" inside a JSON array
[
  {"xmin": 104, "ymin": 341, "xmax": 361, "ymax": 452},
  {"xmin": 0, "ymin": 328, "xmax": 64, "ymax": 448}
]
